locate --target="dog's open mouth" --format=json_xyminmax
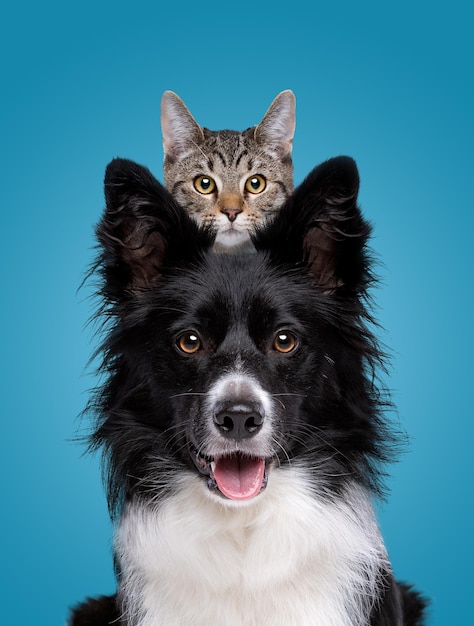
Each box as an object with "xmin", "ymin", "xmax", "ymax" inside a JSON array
[{"xmin": 190, "ymin": 444, "xmax": 268, "ymax": 501}]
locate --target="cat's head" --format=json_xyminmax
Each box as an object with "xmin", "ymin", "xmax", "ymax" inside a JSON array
[{"xmin": 161, "ymin": 90, "xmax": 295, "ymax": 252}]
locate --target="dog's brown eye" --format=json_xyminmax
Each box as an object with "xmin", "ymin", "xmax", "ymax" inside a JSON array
[
  {"xmin": 273, "ymin": 330, "xmax": 297, "ymax": 354},
  {"xmin": 177, "ymin": 332, "xmax": 202, "ymax": 354},
  {"xmin": 245, "ymin": 175, "xmax": 266, "ymax": 194},
  {"xmin": 194, "ymin": 175, "xmax": 216, "ymax": 195}
]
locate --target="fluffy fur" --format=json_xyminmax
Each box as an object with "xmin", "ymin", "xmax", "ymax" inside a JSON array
[{"xmin": 69, "ymin": 156, "xmax": 426, "ymax": 625}]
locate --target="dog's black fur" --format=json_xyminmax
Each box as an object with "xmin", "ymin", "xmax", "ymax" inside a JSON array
[{"xmin": 69, "ymin": 156, "xmax": 426, "ymax": 625}]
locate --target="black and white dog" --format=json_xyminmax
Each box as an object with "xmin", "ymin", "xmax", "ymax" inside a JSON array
[{"xmin": 70, "ymin": 156, "xmax": 426, "ymax": 625}]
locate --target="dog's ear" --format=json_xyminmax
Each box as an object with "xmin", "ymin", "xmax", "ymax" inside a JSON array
[
  {"xmin": 98, "ymin": 158, "xmax": 213, "ymax": 300},
  {"xmin": 254, "ymin": 156, "xmax": 372, "ymax": 295}
]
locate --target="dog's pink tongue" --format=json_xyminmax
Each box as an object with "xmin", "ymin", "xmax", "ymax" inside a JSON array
[{"xmin": 213, "ymin": 455, "xmax": 265, "ymax": 501}]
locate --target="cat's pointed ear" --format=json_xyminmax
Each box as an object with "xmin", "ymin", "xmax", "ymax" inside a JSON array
[
  {"xmin": 254, "ymin": 157, "xmax": 371, "ymax": 295},
  {"xmin": 254, "ymin": 90, "xmax": 296, "ymax": 158},
  {"xmin": 161, "ymin": 91, "xmax": 204, "ymax": 161},
  {"xmin": 98, "ymin": 158, "xmax": 213, "ymax": 302}
]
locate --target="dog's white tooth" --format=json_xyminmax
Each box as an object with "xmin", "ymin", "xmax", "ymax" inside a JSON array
[{"xmin": 210, "ymin": 461, "xmax": 216, "ymax": 473}]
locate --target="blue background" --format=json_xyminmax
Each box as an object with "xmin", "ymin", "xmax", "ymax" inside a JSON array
[{"xmin": 1, "ymin": 1, "xmax": 472, "ymax": 623}]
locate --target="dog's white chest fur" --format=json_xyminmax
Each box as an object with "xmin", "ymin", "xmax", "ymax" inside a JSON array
[{"xmin": 116, "ymin": 466, "xmax": 388, "ymax": 626}]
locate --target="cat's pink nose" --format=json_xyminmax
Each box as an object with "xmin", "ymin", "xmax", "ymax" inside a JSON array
[{"xmin": 221, "ymin": 207, "xmax": 242, "ymax": 222}]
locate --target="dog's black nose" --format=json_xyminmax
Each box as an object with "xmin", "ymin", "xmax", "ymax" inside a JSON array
[{"xmin": 213, "ymin": 401, "xmax": 264, "ymax": 440}]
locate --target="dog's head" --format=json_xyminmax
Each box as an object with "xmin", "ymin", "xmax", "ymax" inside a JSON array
[{"xmin": 92, "ymin": 157, "xmax": 387, "ymax": 511}]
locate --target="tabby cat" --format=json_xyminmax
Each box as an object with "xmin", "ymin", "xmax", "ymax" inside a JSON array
[{"xmin": 161, "ymin": 90, "xmax": 296, "ymax": 251}]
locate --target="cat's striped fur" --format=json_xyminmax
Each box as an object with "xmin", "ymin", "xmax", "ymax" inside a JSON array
[{"xmin": 161, "ymin": 90, "xmax": 295, "ymax": 252}]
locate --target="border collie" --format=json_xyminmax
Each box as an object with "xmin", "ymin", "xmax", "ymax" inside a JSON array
[{"xmin": 69, "ymin": 156, "xmax": 426, "ymax": 625}]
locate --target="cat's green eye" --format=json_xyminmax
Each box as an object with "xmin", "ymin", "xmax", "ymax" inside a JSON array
[
  {"xmin": 245, "ymin": 175, "xmax": 266, "ymax": 194},
  {"xmin": 194, "ymin": 175, "xmax": 216, "ymax": 195}
]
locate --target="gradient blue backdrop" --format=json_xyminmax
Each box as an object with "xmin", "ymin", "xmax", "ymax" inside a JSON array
[{"xmin": 1, "ymin": 1, "xmax": 472, "ymax": 623}]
